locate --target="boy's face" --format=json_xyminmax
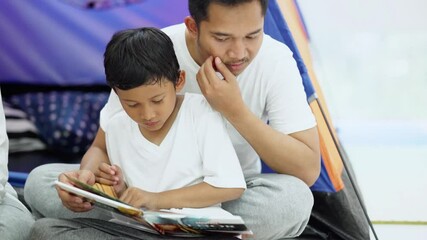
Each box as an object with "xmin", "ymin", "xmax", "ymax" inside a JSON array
[
  {"xmin": 192, "ymin": 1, "xmax": 264, "ymax": 76},
  {"xmin": 115, "ymin": 76, "xmax": 184, "ymax": 133}
]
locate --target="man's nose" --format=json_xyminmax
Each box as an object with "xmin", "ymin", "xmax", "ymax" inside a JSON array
[{"xmin": 228, "ymin": 39, "xmax": 246, "ymax": 60}]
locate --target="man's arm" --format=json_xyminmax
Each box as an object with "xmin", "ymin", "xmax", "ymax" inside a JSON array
[
  {"xmin": 79, "ymin": 128, "xmax": 110, "ymax": 173},
  {"xmin": 197, "ymin": 57, "xmax": 320, "ymax": 186},
  {"xmin": 228, "ymin": 107, "xmax": 320, "ymax": 186}
]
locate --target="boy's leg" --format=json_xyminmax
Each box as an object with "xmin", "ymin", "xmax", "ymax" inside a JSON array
[
  {"xmin": 0, "ymin": 192, "xmax": 35, "ymax": 240},
  {"xmin": 222, "ymin": 173, "xmax": 313, "ymax": 240},
  {"xmin": 24, "ymin": 163, "xmax": 108, "ymax": 219}
]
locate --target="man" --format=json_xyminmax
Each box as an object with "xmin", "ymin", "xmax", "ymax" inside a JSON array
[
  {"xmin": 0, "ymin": 90, "xmax": 35, "ymax": 239},
  {"xmin": 25, "ymin": 1, "xmax": 320, "ymax": 239}
]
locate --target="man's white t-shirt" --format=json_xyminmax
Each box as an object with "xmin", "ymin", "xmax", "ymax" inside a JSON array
[
  {"xmin": 102, "ymin": 93, "xmax": 246, "ymax": 193},
  {"xmin": 101, "ymin": 23, "xmax": 316, "ymax": 176}
]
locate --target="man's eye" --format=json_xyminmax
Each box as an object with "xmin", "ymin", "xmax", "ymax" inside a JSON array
[
  {"xmin": 215, "ymin": 37, "xmax": 228, "ymax": 42},
  {"xmin": 127, "ymin": 104, "xmax": 137, "ymax": 108},
  {"xmin": 153, "ymin": 99, "xmax": 163, "ymax": 104},
  {"xmin": 247, "ymin": 34, "xmax": 258, "ymax": 40}
]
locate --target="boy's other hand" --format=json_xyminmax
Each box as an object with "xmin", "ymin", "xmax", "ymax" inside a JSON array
[
  {"xmin": 95, "ymin": 163, "xmax": 126, "ymax": 196},
  {"xmin": 56, "ymin": 170, "xmax": 95, "ymax": 212},
  {"xmin": 120, "ymin": 187, "xmax": 157, "ymax": 210}
]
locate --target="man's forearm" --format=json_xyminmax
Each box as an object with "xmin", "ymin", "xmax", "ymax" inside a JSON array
[
  {"xmin": 227, "ymin": 107, "xmax": 321, "ymax": 186},
  {"xmin": 80, "ymin": 128, "xmax": 110, "ymax": 172},
  {"xmin": 79, "ymin": 146, "xmax": 110, "ymax": 173}
]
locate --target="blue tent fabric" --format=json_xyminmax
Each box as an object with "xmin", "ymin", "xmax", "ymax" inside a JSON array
[
  {"xmin": 263, "ymin": 0, "xmax": 337, "ymax": 194},
  {"xmin": 0, "ymin": 0, "xmax": 188, "ymax": 86},
  {"xmin": 264, "ymin": 0, "xmax": 314, "ymax": 100},
  {"xmin": 7, "ymin": 91, "xmax": 108, "ymax": 155}
]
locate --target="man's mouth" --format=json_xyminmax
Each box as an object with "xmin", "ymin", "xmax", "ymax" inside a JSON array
[{"xmin": 226, "ymin": 60, "xmax": 247, "ymax": 72}]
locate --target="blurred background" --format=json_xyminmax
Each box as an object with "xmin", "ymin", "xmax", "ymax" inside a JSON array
[{"xmin": 297, "ymin": 0, "xmax": 427, "ymax": 239}]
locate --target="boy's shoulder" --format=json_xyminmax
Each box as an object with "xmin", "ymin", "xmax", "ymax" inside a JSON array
[{"xmin": 181, "ymin": 93, "xmax": 218, "ymax": 116}]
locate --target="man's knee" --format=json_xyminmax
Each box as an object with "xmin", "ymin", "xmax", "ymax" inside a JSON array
[
  {"xmin": 30, "ymin": 218, "xmax": 58, "ymax": 240},
  {"xmin": 24, "ymin": 164, "xmax": 78, "ymax": 201},
  {"xmin": 0, "ymin": 202, "xmax": 34, "ymax": 240},
  {"xmin": 24, "ymin": 163, "xmax": 79, "ymax": 218},
  {"xmin": 250, "ymin": 174, "xmax": 313, "ymax": 239}
]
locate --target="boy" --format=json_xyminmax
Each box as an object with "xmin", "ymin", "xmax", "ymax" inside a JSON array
[{"xmin": 55, "ymin": 27, "xmax": 245, "ymax": 213}]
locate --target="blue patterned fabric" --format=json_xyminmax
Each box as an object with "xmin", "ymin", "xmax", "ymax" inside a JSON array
[{"xmin": 9, "ymin": 91, "xmax": 108, "ymax": 154}]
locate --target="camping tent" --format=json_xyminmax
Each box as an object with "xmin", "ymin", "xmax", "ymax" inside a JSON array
[{"xmin": 0, "ymin": 0, "xmax": 373, "ymax": 239}]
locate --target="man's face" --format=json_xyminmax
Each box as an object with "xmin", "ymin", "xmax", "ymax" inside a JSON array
[
  {"xmin": 195, "ymin": 1, "xmax": 264, "ymax": 76},
  {"xmin": 116, "ymin": 80, "xmax": 177, "ymax": 134}
]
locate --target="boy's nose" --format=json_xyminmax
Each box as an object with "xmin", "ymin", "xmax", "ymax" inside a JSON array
[{"xmin": 140, "ymin": 107, "xmax": 155, "ymax": 121}]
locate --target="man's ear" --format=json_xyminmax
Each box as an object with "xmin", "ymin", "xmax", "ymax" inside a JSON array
[
  {"xmin": 184, "ymin": 16, "xmax": 198, "ymax": 38},
  {"xmin": 176, "ymin": 70, "xmax": 186, "ymax": 93}
]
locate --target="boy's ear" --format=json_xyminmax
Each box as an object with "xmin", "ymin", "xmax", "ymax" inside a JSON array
[
  {"xmin": 176, "ymin": 70, "xmax": 186, "ymax": 92},
  {"xmin": 184, "ymin": 16, "xmax": 198, "ymax": 38}
]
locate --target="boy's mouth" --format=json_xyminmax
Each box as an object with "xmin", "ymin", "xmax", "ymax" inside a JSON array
[{"xmin": 144, "ymin": 121, "xmax": 159, "ymax": 127}]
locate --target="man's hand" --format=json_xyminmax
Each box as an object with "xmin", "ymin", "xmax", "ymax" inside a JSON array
[
  {"xmin": 197, "ymin": 56, "xmax": 246, "ymax": 120},
  {"xmin": 95, "ymin": 163, "xmax": 126, "ymax": 196},
  {"xmin": 56, "ymin": 170, "xmax": 95, "ymax": 212},
  {"xmin": 119, "ymin": 187, "xmax": 158, "ymax": 210}
]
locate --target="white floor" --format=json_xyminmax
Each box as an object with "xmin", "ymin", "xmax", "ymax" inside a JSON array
[
  {"xmin": 372, "ymin": 224, "xmax": 427, "ymax": 240},
  {"xmin": 337, "ymin": 120, "xmax": 427, "ymax": 240}
]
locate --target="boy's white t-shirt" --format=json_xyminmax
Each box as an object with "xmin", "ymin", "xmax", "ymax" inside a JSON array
[
  {"xmin": 101, "ymin": 23, "xmax": 316, "ymax": 176},
  {"xmin": 102, "ymin": 93, "xmax": 246, "ymax": 193}
]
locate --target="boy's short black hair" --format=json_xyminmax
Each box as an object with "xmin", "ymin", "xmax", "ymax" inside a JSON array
[
  {"xmin": 104, "ymin": 27, "xmax": 180, "ymax": 90},
  {"xmin": 189, "ymin": 0, "xmax": 268, "ymax": 26}
]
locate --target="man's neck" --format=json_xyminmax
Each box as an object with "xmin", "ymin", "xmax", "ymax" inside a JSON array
[{"xmin": 185, "ymin": 29, "xmax": 202, "ymax": 67}]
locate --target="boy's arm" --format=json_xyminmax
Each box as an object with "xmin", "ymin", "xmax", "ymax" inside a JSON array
[{"xmin": 120, "ymin": 182, "xmax": 244, "ymax": 210}]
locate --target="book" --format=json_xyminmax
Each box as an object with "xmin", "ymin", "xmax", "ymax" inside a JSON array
[{"xmin": 55, "ymin": 177, "xmax": 252, "ymax": 238}]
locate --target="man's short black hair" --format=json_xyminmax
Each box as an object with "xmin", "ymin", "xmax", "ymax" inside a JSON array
[
  {"xmin": 189, "ymin": 0, "xmax": 268, "ymax": 26},
  {"xmin": 104, "ymin": 27, "xmax": 180, "ymax": 90}
]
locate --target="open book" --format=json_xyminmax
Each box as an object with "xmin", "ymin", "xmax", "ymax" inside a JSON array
[{"xmin": 55, "ymin": 176, "xmax": 252, "ymax": 238}]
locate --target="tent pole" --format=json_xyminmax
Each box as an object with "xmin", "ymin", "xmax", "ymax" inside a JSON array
[{"xmin": 315, "ymin": 98, "xmax": 379, "ymax": 240}]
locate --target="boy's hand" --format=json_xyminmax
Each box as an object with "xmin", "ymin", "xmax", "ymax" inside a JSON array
[
  {"xmin": 95, "ymin": 163, "xmax": 126, "ymax": 196},
  {"xmin": 56, "ymin": 170, "xmax": 95, "ymax": 212},
  {"xmin": 120, "ymin": 187, "xmax": 158, "ymax": 210}
]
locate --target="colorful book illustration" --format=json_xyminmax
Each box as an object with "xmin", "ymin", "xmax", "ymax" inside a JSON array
[{"xmin": 55, "ymin": 177, "xmax": 252, "ymax": 237}]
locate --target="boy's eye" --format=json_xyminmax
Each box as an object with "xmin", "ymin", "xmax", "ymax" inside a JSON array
[
  {"xmin": 127, "ymin": 104, "xmax": 137, "ymax": 108},
  {"xmin": 153, "ymin": 99, "xmax": 164, "ymax": 104}
]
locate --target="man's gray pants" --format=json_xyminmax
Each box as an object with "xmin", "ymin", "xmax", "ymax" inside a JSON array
[{"xmin": 25, "ymin": 163, "xmax": 313, "ymax": 240}]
